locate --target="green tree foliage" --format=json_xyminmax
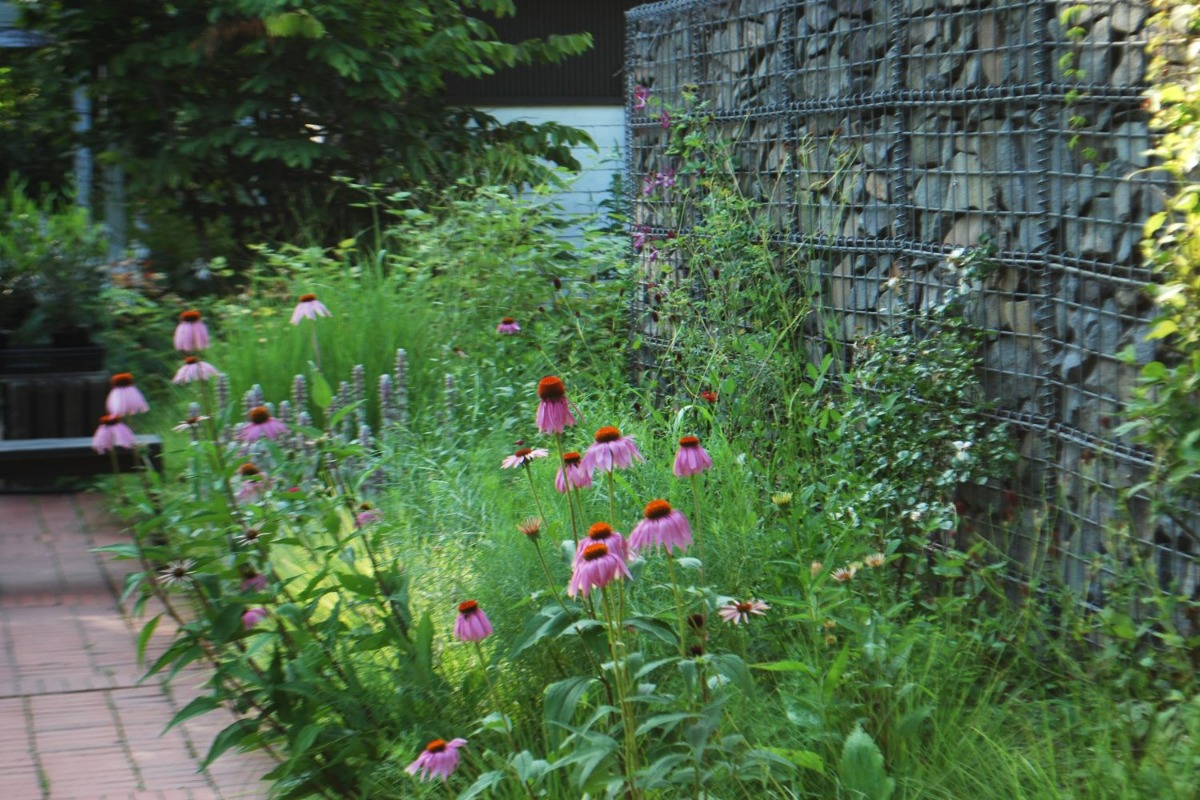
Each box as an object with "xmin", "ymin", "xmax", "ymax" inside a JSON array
[{"xmin": 18, "ymin": 0, "xmax": 594, "ymax": 248}]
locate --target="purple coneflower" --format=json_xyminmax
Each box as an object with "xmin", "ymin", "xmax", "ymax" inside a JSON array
[
  {"xmin": 629, "ymin": 499, "xmax": 693, "ymax": 555},
  {"xmin": 236, "ymin": 463, "xmax": 268, "ymax": 501},
  {"xmin": 831, "ymin": 566, "xmax": 856, "ymax": 583},
  {"xmin": 406, "ymin": 738, "xmax": 467, "ymax": 782},
  {"xmin": 106, "ymin": 373, "xmax": 150, "ymax": 417},
  {"xmin": 717, "ymin": 599, "xmax": 769, "ymax": 625},
  {"xmin": 535, "ymin": 376, "xmax": 575, "ymax": 434},
  {"xmin": 568, "ymin": 541, "xmax": 632, "ymax": 598},
  {"xmin": 173, "ymin": 309, "xmax": 210, "ymax": 351},
  {"xmin": 356, "ymin": 503, "xmax": 381, "ymax": 526},
  {"xmin": 92, "ymin": 414, "xmax": 137, "ymax": 454},
  {"xmin": 575, "ymin": 522, "xmax": 628, "ymax": 566},
  {"xmin": 518, "ymin": 516, "xmax": 542, "ymax": 540},
  {"xmin": 171, "ymin": 414, "xmax": 211, "ymax": 433},
  {"xmin": 501, "ymin": 446, "xmax": 549, "ymax": 469},
  {"xmin": 157, "ymin": 559, "xmax": 195, "ymax": 588},
  {"xmin": 660, "ymin": 111, "xmax": 671, "ymax": 129},
  {"xmin": 584, "ymin": 426, "xmax": 644, "ymax": 474},
  {"xmin": 290, "ymin": 293, "xmax": 332, "ymax": 325},
  {"xmin": 453, "ymin": 600, "xmax": 493, "ymax": 642},
  {"xmin": 673, "ymin": 435, "xmax": 713, "ymax": 477},
  {"xmin": 239, "ymin": 406, "xmax": 288, "ymax": 442},
  {"xmin": 496, "ymin": 317, "xmax": 520, "ymax": 335},
  {"xmin": 242, "ymin": 607, "xmax": 269, "ymax": 630},
  {"xmin": 555, "ymin": 451, "xmax": 593, "ymax": 493},
  {"xmin": 241, "ymin": 572, "xmax": 268, "ymax": 593},
  {"xmin": 172, "ymin": 356, "xmax": 219, "ymax": 384}
]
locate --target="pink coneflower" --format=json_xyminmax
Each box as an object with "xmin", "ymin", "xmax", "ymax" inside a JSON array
[
  {"xmin": 406, "ymin": 738, "xmax": 467, "ymax": 782},
  {"xmin": 236, "ymin": 463, "xmax": 268, "ymax": 502},
  {"xmin": 239, "ymin": 406, "xmax": 288, "ymax": 442},
  {"xmin": 633, "ymin": 85, "xmax": 649, "ymax": 110},
  {"xmin": 157, "ymin": 559, "xmax": 195, "ymax": 588},
  {"xmin": 106, "ymin": 373, "xmax": 150, "ymax": 416},
  {"xmin": 453, "ymin": 600, "xmax": 493, "ymax": 642},
  {"xmin": 673, "ymin": 435, "xmax": 713, "ymax": 477},
  {"xmin": 241, "ymin": 572, "xmax": 268, "ymax": 593},
  {"xmin": 501, "ymin": 446, "xmax": 549, "ymax": 469},
  {"xmin": 555, "ymin": 451, "xmax": 593, "ymax": 493},
  {"xmin": 172, "ymin": 356, "xmax": 219, "ymax": 384},
  {"xmin": 717, "ymin": 599, "xmax": 769, "ymax": 625},
  {"xmin": 171, "ymin": 414, "xmax": 211, "ymax": 433},
  {"xmin": 568, "ymin": 541, "xmax": 632, "ymax": 598},
  {"xmin": 242, "ymin": 607, "xmax": 269, "ymax": 631},
  {"xmin": 92, "ymin": 414, "xmax": 137, "ymax": 453},
  {"xmin": 575, "ymin": 522, "xmax": 628, "ymax": 566},
  {"xmin": 496, "ymin": 317, "xmax": 520, "ymax": 335},
  {"xmin": 290, "ymin": 293, "xmax": 332, "ymax": 325},
  {"xmin": 356, "ymin": 503, "xmax": 381, "ymax": 526},
  {"xmin": 583, "ymin": 426, "xmax": 644, "ymax": 474},
  {"xmin": 660, "ymin": 111, "xmax": 671, "ymax": 129},
  {"xmin": 700, "ymin": 391, "xmax": 718, "ymax": 404},
  {"xmin": 535, "ymin": 376, "xmax": 576, "ymax": 434},
  {"xmin": 629, "ymin": 499, "xmax": 693, "ymax": 555},
  {"xmin": 173, "ymin": 309, "xmax": 210, "ymax": 351}
]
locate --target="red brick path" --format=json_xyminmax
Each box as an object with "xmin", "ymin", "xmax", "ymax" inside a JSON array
[{"xmin": 0, "ymin": 494, "xmax": 269, "ymax": 800}]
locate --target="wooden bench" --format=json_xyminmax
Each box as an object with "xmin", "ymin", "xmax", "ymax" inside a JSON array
[{"xmin": 0, "ymin": 435, "xmax": 163, "ymax": 491}]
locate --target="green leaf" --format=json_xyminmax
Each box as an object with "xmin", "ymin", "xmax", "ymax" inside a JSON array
[
  {"xmin": 625, "ymin": 615, "xmax": 678, "ymax": 647},
  {"xmin": 766, "ymin": 747, "xmax": 825, "ymax": 774},
  {"xmin": 200, "ymin": 718, "xmax": 259, "ymax": 769},
  {"xmin": 92, "ymin": 542, "xmax": 141, "ymax": 559},
  {"xmin": 544, "ymin": 676, "xmax": 595, "ymax": 747},
  {"xmin": 163, "ymin": 694, "xmax": 220, "ymax": 734},
  {"xmin": 510, "ymin": 605, "xmax": 574, "ymax": 657},
  {"xmin": 751, "ymin": 659, "xmax": 814, "ymax": 674},
  {"xmin": 1149, "ymin": 319, "xmax": 1179, "ymax": 340},
  {"xmin": 839, "ymin": 726, "xmax": 895, "ymax": 800},
  {"xmin": 459, "ymin": 770, "xmax": 505, "ymax": 800},
  {"xmin": 309, "ymin": 364, "xmax": 333, "ymax": 410},
  {"xmin": 136, "ymin": 614, "xmax": 162, "ymax": 667},
  {"xmin": 336, "ymin": 572, "xmax": 378, "ymax": 598}
]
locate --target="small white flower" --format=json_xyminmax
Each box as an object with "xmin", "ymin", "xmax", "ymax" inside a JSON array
[{"xmin": 951, "ymin": 440, "xmax": 972, "ymax": 462}]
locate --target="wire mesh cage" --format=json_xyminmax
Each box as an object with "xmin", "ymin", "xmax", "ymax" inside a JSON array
[{"xmin": 625, "ymin": 0, "xmax": 1196, "ymax": 618}]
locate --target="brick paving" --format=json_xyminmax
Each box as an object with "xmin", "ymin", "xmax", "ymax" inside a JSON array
[{"xmin": 0, "ymin": 494, "xmax": 269, "ymax": 800}]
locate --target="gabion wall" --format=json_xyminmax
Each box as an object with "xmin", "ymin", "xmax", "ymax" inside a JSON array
[{"xmin": 626, "ymin": 0, "xmax": 1197, "ymax": 609}]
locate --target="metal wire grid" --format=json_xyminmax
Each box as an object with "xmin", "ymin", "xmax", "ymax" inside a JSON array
[{"xmin": 625, "ymin": 0, "xmax": 1196, "ymax": 607}]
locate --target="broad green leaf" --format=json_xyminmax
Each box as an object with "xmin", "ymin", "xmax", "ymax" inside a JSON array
[
  {"xmin": 766, "ymin": 747, "xmax": 825, "ymax": 774},
  {"xmin": 163, "ymin": 694, "xmax": 221, "ymax": 733},
  {"xmin": 751, "ymin": 659, "xmax": 814, "ymax": 674},
  {"xmin": 544, "ymin": 677, "xmax": 595, "ymax": 747},
  {"xmin": 839, "ymin": 726, "xmax": 895, "ymax": 800},
  {"xmin": 136, "ymin": 614, "xmax": 162, "ymax": 667}
]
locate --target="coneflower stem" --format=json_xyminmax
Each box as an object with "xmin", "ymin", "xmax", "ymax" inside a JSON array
[
  {"xmin": 689, "ymin": 473, "xmax": 706, "ymax": 584},
  {"xmin": 310, "ymin": 321, "xmax": 322, "ymax": 371},
  {"xmin": 552, "ymin": 433, "xmax": 580, "ymax": 547},
  {"xmin": 664, "ymin": 550, "xmax": 689, "ymax": 659},
  {"xmin": 108, "ymin": 447, "xmax": 125, "ymax": 502},
  {"xmin": 600, "ymin": 585, "xmax": 640, "ymax": 800},
  {"xmin": 606, "ymin": 471, "xmax": 617, "ymax": 533},
  {"xmin": 531, "ymin": 538, "xmax": 570, "ymax": 617},
  {"xmin": 474, "ymin": 642, "xmax": 515, "ymax": 748}
]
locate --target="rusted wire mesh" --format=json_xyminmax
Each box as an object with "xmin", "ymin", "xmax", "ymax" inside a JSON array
[{"xmin": 625, "ymin": 0, "xmax": 1196, "ymax": 614}]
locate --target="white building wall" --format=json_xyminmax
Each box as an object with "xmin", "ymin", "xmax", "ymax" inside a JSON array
[{"xmin": 483, "ymin": 105, "xmax": 624, "ymax": 237}]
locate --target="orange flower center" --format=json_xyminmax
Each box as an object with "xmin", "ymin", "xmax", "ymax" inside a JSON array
[
  {"xmin": 563, "ymin": 451, "xmax": 582, "ymax": 465},
  {"xmin": 425, "ymin": 739, "xmax": 447, "ymax": 753},
  {"xmin": 457, "ymin": 600, "xmax": 479, "ymax": 615},
  {"xmin": 299, "ymin": 293, "xmax": 317, "ymax": 303},
  {"xmin": 185, "ymin": 356, "xmax": 199, "ymax": 365},
  {"xmin": 100, "ymin": 414, "xmax": 120, "ymax": 426},
  {"xmin": 537, "ymin": 376, "xmax": 565, "ymax": 400},
  {"xmin": 238, "ymin": 463, "xmax": 260, "ymax": 477},
  {"xmin": 514, "ymin": 447, "xmax": 532, "ymax": 458},
  {"xmin": 594, "ymin": 426, "xmax": 621, "ymax": 443},
  {"xmin": 644, "ymin": 499, "xmax": 672, "ymax": 520},
  {"xmin": 736, "ymin": 601, "xmax": 753, "ymax": 613},
  {"xmin": 501, "ymin": 317, "xmax": 515, "ymax": 324},
  {"xmin": 587, "ymin": 522, "xmax": 613, "ymax": 540},
  {"xmin": 249, "ymin": 406, "xmax": 271, "ymax": 424},
  {"xmin": 582, "ymin": 542, "xmax": 610, "ymax": 562},
  {"xmin": 111, "ymin": 372, "xmax": 135, "ymax": 387},
  {"xmin": 679, "ymin": 436, "xmax": 700, "ymax": 448},
  {"xmin": 180, "ymin": 310, "xmax": 202, "ymax": 322}
]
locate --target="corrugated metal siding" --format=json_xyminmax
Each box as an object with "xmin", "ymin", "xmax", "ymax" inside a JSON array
[{"xmin": 444, "ymin": 0, "xmax": 641, "ymax": 105}]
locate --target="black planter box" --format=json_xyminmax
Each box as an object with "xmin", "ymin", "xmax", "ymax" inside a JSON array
[{"xmin": 0, "ymin": 345, "xmax": 106, "ymax": 375}]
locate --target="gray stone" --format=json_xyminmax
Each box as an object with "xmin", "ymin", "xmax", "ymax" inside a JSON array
[
  {"xmin": 944, "ymin": 214, "xmax": 988, "ymax": 247},
  {"xmin": 1111, "ymin": 2, "xmax": 1151, "ymax": 35},
  {"xmin": 859, "ymin": 202, "xmax": 893, "ymax": 237},
  {"xmin": 1078, "ymin": 19, "xmax": 1113, "ymax": 85},
  {"xmin": 1113, "ymin": 121, "xmax": 1151, "ymax": 167},
  {"xmin": 985, "ymin": 337, "xmax": 1038, "ymax": 405},
  {"xmin": 1003, "ymin": 300, "xmax": 1037, "ymax": 336},
  {"xmin": 806, "ymin": 1, "xmax": 836, "ymax": 32},
  {"xmin": 1111, "ymin": 47, "xmax": 1146, "ymax": 88}
]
